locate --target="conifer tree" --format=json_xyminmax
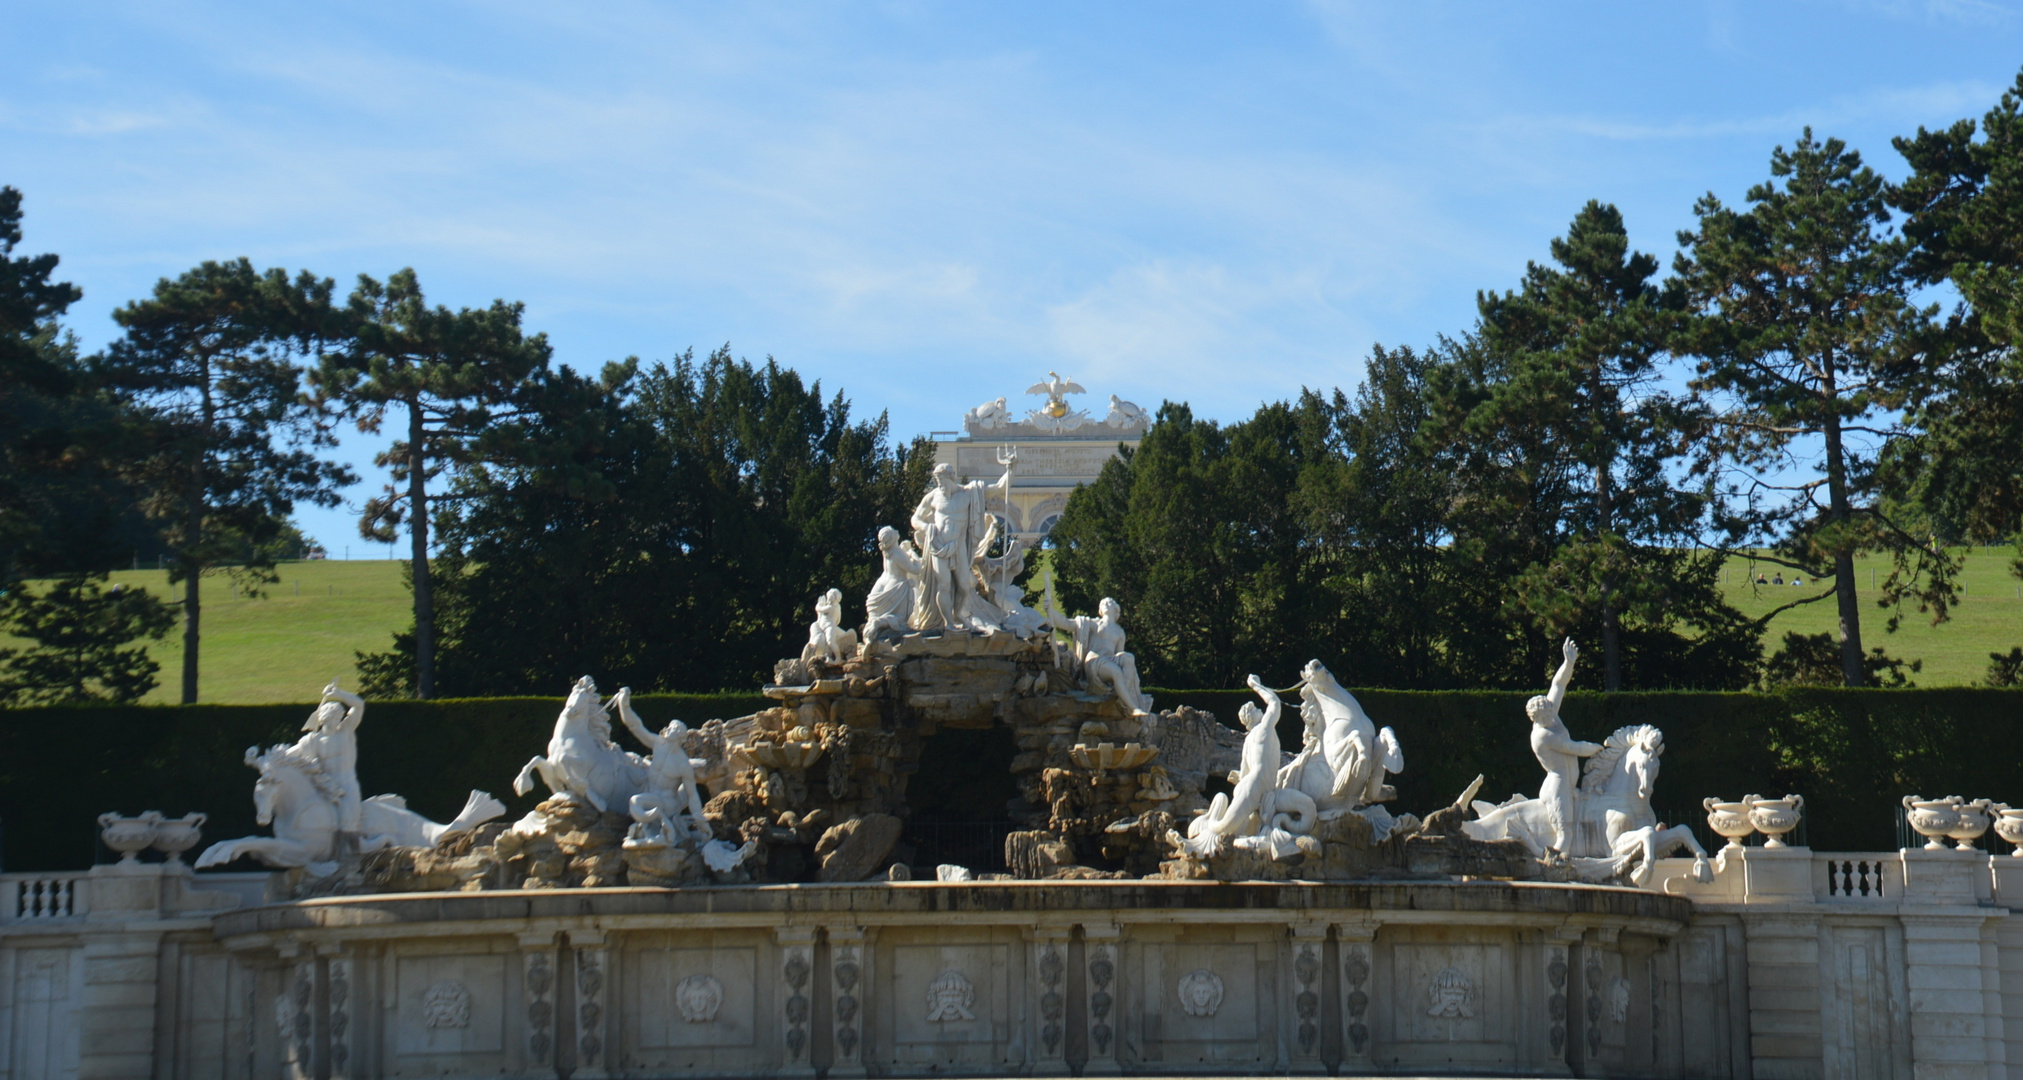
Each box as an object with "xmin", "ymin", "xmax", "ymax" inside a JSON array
[
  {"xmin": 100, "ymin": 259, "xmax": 349, "ymax": 703},
  {"xmin": 1889, "ymin": 67, "xmax": 2023, "ymax": 548},
  {"xmin": 0, "ymin": 575, "xmax": 175, "ymax": 705},
  {"xmin": 1465, "ymin": 202, "xmax": 1737, "ymax": 690},
  {"xmin": 314, "ymin": 269, "xmax": 560, "ymax": 698},
  {"xmin": 1674, "ymin": 130, "xmax": 1944, "ymax": 687}
]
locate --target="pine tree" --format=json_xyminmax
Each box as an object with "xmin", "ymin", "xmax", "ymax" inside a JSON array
[
  {"xmin": 1889, "ymin": 67, "xmax": 2023, "ymax": 548},
  {"xmin": 1291, "ymin": 347, "xmax": 1456, "ymax": 688},
  {"xmin": 314, "ymin": 269, "xmax": 553, "ymax": 699},
  {"xmin": 100, "ymin": 259, "xmax": 352, "ymax": 703},
  {"xmin": 1468, "ymin": 202, "xmax": 1737, "ymax": 690},
  {"xmin": 0, "ymin": 575, "xmax": 175, "ymax": 705},
  {"xmin": 1674, "ymin": 130, "xmax": 1944, "ymax": 687}
]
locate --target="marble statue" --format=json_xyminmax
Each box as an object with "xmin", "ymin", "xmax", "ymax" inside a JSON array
[
  {"xmin": 910, "ymin": 451, "xmax": 1016, "ymax": 631},
  {"xmin": 294, "ymin": 680, "xmax": 364, "ymax": 831},
  {"xmin": 1530, "ymin": 638, "xmax": 1595, "ymax": 854},
  {"xmin": 195, "ymin": 681, "xmax": 505, "ymax": 874},
  {"xmin": 1458, "ymin": 641, "xmax": 1709, "ymax": 882},
  {"xmin": 615, "ymin": 688, "xmax": 712, "ymax": 846},
  {"xmin": 979, "ymin": 533, "xmax": 1030, "ymax": 606},
  {"xmin": 802, "ymin": 588, "xmax": 859, "ymax": 665},
  {"xmin": 513, "ymin": 676, "xmax": 651, "ymax": 814},
  {"xmin": 1105, "ymin": 394, "xmax": 1149, "ymax": 431},
  {"xmin": 1275, "ymin": 660, "xmax": 1403, "ymax": 823},
  {"xmin": 1175, "ymin": 675, "xmax": 1316, "ymax": 859},
  {"xmin": 1053, "ymin": 596, "xmax": 1153, "ymax": 715},
  {"xmin": 862, "ymin": 525, "xmax": 923, "ymax": 640},
  {"xmin": 994, "ymin": 582, "xmax": 1049, "ymax": 638},
  {"xmin": 964, "ymin": 396, "xmax": 1011, "ymax": 434}
]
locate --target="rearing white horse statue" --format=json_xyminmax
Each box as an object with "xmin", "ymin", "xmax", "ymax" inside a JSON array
[
  {"xmin": 195, "ymin": 745, "xmax": 505, "ymax": 876},
  {"xmin": 1276, "ymin": 660, "xmax": 1403, "ymax": 818},
  {"xmin": 513, "ymin": 676, "xmax": 651, "ymax": 813}
]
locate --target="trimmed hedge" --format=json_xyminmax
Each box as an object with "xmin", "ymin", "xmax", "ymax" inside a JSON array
[
  {"xmin": 5, "ymin": 688, "xmax": 2020, "ymax": 871},
  {"xmin": 0, "ymin": 694, "xmax": 765, "ymax": 873}
]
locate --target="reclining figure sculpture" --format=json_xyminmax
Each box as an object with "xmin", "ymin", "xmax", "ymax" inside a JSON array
[{"xmin": 197, "ymin": 681, "xmax": 505, "ymax": 877}]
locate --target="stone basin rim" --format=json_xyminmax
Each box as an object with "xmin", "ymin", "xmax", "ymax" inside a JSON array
[{"xmin": 209, "ymin": 879, "xmax": 1692, "ymax": 940}]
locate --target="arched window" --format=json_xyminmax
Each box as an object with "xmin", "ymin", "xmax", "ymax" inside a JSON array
[{"xmin": 1036, "ymin": 515, "xmax": 1061, "ymax": 537}]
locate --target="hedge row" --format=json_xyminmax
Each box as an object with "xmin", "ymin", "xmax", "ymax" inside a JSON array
[
  {"xmin": 5, "ymin": 688, "xmax": 2020, "ymax": 871},
  {"xmin": 0, "ymin": 693, "xmax": 766, "ymax": 873}
]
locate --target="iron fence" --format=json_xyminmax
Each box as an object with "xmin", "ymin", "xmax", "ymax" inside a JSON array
[{"xmin": 902, "ymin": 819, "xmax": 1018, "ymax": 876}]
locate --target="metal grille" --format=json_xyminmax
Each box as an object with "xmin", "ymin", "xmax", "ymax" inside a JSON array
[{"xmin": 901, "ymin": 820, "xmax": 1017, "ymax": 875}]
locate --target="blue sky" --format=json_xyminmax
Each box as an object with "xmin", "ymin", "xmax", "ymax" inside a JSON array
[{"xmin": 5, "ymin": 1, "xmax": 2021, "ymax": 551}]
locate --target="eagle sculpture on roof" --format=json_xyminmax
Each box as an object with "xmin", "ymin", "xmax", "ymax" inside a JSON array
[{"xmin": 1025, "ymin": 371, "xmax": 1087, "ymax": 419}]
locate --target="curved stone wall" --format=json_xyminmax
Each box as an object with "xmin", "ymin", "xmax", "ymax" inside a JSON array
[{"xmin": 206, "ymin": 880, "xmax": 1695, "ymax": 1078}]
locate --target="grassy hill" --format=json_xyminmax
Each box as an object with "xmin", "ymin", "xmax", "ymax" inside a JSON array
[
  {"xmin": 8, "ymin": 550, "xmax": 2019, "ymax": 703},
  {"xmin": 1717, "ymin": 549, "xmax": 2023, "ymax": 686},
  {"xmin": 45, "ymin": 560, "xmax": 412, "ymax": 704}
]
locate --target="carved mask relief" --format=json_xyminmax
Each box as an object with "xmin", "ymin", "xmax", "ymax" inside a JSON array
[
  {"xmin": 926, "ymin": 969, "xmax": 977, "ymax": 1022},
  {"xmin": 676, "ymin": 974, "xmax": 724, "ymax": 1023},
  {"xmin": 1426, "ymin": 967, "xmax": 1476, "ymax": 1020},
  {"xmin": 1177, "ymin": 969, "xmax": 1224, "ymax": 1018}
]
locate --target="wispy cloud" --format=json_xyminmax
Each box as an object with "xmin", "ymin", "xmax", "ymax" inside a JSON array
[{"xmin": 5, "ymin": 1, "xmax": 2022, "ymax": 548}]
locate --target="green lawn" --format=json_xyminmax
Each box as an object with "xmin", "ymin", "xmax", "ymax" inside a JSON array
[
  {"xmin": 9, "ymin": 549, "xmax": 2019, "ymax": 703},
  {"xmin": 1719, "ymin": 549, "xmax": 2023, "ymax": 686},
  {"xmin": 73, "ymin": 560, "xmax": 410, "ymax": 704}
]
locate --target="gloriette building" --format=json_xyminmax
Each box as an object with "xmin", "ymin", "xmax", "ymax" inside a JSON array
[{"xmin": 932, "ymin": 371, "xmax": 1150, "ymax": 541}]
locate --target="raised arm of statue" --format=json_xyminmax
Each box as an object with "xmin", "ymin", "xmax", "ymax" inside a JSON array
[
  {"xmin": 323, "ymin": 681, "xmax": 364, "ymax": 732},
  {"xmin": 1545, "ymin": 637, "xmax": 1578, "ymax": 711},
  {"xmin": 615, "ymin": 687, "xmax": 656, "ymax": 750}
]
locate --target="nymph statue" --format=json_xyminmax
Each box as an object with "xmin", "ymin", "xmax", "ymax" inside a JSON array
[
  {"xmin": 863, "ymin": 525, "xmax": 923, "ymax": 641},
  {"xmin": 1275, "ymin": 660, "xmax": 1403, "ymax": 823},
  {"xmin": 196, "ymin": 679, "xmax": 504, "ymax": 874},
  {"xmin": 287, "ymin": 680, "xmax": 365, "ymax": 831},
  {"xmin": 615, "ymin": 688, "xmax": 712, "ymax": 846},
  {"xmin": 910, "ymin": 450, "xmax": 1016, "ymax": 630},
  {"xmin": 802, "ymin": 587, "xmax": 858, "ymax": 665},
  {"xmin": 1052, "ymin": 596, "xmax": 1152, "ymax": 715}
]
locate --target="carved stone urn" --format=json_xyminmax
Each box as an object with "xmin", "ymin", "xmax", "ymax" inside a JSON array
[
  {"xmin": 1948, "ymin": 798, "xmax": 1994, "ymax": 851},
  {"xmin": 1904, "ymin": 796, "xmax": 1963, "ymax": 850},
  {"xmin": 150, "ymin": 812, "xmax": 207, "ymax": 866},
  {"xmin": 1992, "ymin": 804, "xmax": 2023, "ymax": 856},
  {"xmin": 1744, "ymin": 795, "xmax": 1804, "ymax": 848},
  {"xmin": 97, "ymin": 811, "xmax": 162, "ymax": 865},
  {"xmin": 1703, "ymin": 798, "xmax": 1755, "ymax": 850}
]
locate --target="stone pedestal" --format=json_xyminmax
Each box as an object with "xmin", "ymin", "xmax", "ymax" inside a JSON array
[
  {"xmin": 1541, "ymin": 928, "xmax": 1579, "ymax": 1077},
  {"xmin": 1904, "ymin": 848, "xmax": 1991, "ymax": 907},
  {"xmin": 1739, "ymin": 845, "xmax": 1815, "ymax": 903}
]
